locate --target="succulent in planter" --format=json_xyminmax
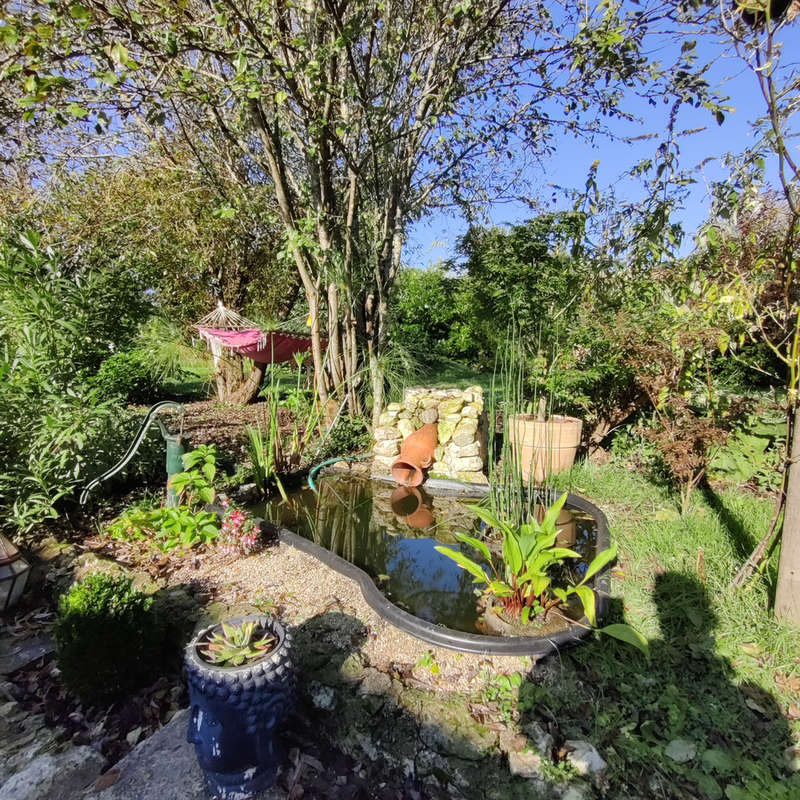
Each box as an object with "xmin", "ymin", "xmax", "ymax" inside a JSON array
[
  {"xmin": 436, "ymin": 494, "xmax": 649, "ymax": 654},
  {"xmin": 200, "ymin": 619, "xmax": 276, "ymax": 666},
  {"xmin": 185, "ymin": 615, "xmax": 295, "ymax": 799}
]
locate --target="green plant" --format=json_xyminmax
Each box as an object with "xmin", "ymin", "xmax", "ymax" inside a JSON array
[
  {"xmin": 708, "ymin": 409, "xmax": 785, "ymax": 492},
  {"xmin": 436, "ymin": 493, "xmax": 648, "ymax": 654},
  {"xmin": 168, "ymin": 445, "xmax": 218, "ymax": 506},
  {"xmin": 53, "ymin": 573, "xmax": 166, "ymax": 702},
  {"xmin": 482, "ymin": 671, "xmax": 523, "ymax": 722},
  {"xmin": 0, "ymin": 233, "xmax": 154, "ymax": 535},
  {"xmin": 108, "ymin": 506, "xmax": 220, "ymax": 551},
  {"xmin": 91, "ymin": 349, "xmax": 164, "ymax": 404},
  {"xmin": 318, "ymin": 414, "xmax": 371, "ymax": 460},
  {"xmin": 437, "ymin": 493, "xmax": 608, "ymax": 621},
  {"xmin": 415, "ymin": 649, "xmax": 440, "ymax": 674},
  {"xmin": 200, "ymin": 620, "xmax": 276, "ymax": 667}
]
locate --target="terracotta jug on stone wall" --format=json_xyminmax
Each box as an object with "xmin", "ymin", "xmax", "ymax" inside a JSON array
[{"xmin": 391, "ymin": 423, "xmax": 439, "ymax": 487}]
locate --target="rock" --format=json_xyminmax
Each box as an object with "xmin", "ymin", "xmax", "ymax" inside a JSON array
[
  {"xmin": 72, "ymin": 553, "xmax": 126, "ymax": 584},
  {"xmin": 420, "ymin": 397, "xmax": 439, "ymax": 409},
  {"xmin": 507, "ymin": 748, "xmax": 544, "ymax": 778},
  {"xmin": 378, "ymin": 411, "xmax": 398, "ymax": 426},
  {"xmin": 437, "ymin": 419, "xmax": 456, "ymax": 444},
  {"xmin": 664, "ymin": 738, "xmax": 696, "ymax": 764},
  {"xmin": 451, "ymin": 456, "xmax": 483, "ymax": 472},
  {"xmin": 561, "ymin": 784, "xmax": 592, "ymax": 800},
  {"xmin": 309, "ymin": 682, "xmax": 337, "ymax": 711},
  {"xmin": 454, "ymin": 418, "xmax": 479, "ymax": 436},
  {"xmin": 0, "ymin": 635, "xmax": 54, "ymax": 677},
  {"xmin": 456, "ymin": 471, "xmax": 489, "ymax": 484},
  {"xmin": 373, "ymin": 439, "xmax": 401, "ymax": 457},
  {"xmin": 397, "ymin": 418, "xmax": 415, "ymax": 439},
  {"xmin": 461, "ymin": 404, "xmax": 479, "ymax": 419},
  {"xmin": 784, "ymin": 744, "xmax": 800, "ymax": 772},
  {"xmin": 449, "ymin": 442, "xmax": 480, "ymax": 458},
  {"xmin": 371, "ymin": 455, "xmax": 395, "ymax": 469},
  {"xmin": 420, "ymin": 407, "xmax": 438, "ymax": 425},
  {"xmin": 230, "ymin": 482, "xmax": 260, "ymax": 505},
  {"xmin": 386, "ymin": 403, "xmax": 403, "ymax": 413},
  {"xmin": 359, "ymin": 668, "xmax": 392, "ymax": 696},
  {"xmin": 522, "ymin": 720, "xmax": 555, "ymax": 756},
  {"xmin": 438, "ymin": 398, "xmax": 464, "ymax": 417},
  {"xmin": 565, "ymin": 740, "xmax": 607, "ymax": 776},
  {"xmin": 373, "ymin": 426, "xmax": 401, "ymax": 441},
  {"xmin": 0, "ymin": 746, "xmax": 104, "ymax": 800}
]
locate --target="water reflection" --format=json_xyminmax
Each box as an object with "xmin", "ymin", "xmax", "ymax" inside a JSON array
[{"xmin": 255, "ymin": 477, "xmax": 597, "ymax": 635}]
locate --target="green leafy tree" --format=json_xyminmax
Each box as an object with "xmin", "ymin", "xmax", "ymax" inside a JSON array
[{"xmin": 0, "ymin": 0, "xmax": 726, "ymax": 422}]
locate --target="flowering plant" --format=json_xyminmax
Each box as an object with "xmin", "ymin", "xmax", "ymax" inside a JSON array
[{"xmin": 220, "ymin": 506, "xmax": 260, "ymax": 556}]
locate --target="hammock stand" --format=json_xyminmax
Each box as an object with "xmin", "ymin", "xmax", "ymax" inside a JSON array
[{"xmin": 194, "ymin": 302, "xmax": 322, "ymax": 366}]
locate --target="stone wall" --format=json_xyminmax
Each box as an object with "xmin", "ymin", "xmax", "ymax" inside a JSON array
[{"xmin": 372, "ymin": 386, "xmax": 488, "ymax": 484}]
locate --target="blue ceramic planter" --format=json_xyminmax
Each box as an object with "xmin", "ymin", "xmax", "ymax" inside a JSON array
[{"xmin": 185, "ymin": 615, "xmax": 295, "ymax": 799}]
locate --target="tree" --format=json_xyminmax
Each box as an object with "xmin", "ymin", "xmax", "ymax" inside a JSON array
[
  {"xmin": 706, "ymin": 4, "xmax": 800, "ymax": 621},
  {"xmin": 1, "ymin": 137, "xmax": 298, "ymax": 403},
  {"xmin": 0, "ymin": 0, "xmax": 723, "ymax": 422}
]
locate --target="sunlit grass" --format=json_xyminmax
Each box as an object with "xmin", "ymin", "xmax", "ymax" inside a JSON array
[{"xmin": 541, "ymin": 460, "xmax": 799, "ymax": 797}]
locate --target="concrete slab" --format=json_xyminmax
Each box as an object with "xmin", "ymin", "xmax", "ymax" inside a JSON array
[{"xmin": 0, "ymin": 634, "xmax": 54, "ymax": 676}]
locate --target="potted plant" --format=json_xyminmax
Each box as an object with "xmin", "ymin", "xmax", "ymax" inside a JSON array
[
  {"xmin": 435, "ymin": 494, "xmax": 648, "ymax": 652},
  {"xmin": 508, "ymin": 398, "xmax": 582, "ymax": 485},
  {"xmin": 185, "ymin": 615, "xmax": 295, "ymax": 799}
]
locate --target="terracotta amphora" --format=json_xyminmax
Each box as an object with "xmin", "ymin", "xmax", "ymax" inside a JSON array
[
  {"xmin": 390, "ymin": 486, "xmax": 435, "ymax": 529},
  {"xmin": 391, "ymin": 423, "xmax": 439, "ymax": 487}
]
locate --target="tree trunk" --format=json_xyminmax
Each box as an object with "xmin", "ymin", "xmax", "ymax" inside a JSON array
[
  {"xmin": 215, "ymin": 353, "xmax": 265, "ymax": 404},
  {"xmin": 775, "ymin": 403, "xmax": 800, "ymax": 624}
]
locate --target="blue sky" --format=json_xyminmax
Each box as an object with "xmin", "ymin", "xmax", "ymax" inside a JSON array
[{"xmin": 405, "ymin": 21, "xmax": 799, "ymax": 269}]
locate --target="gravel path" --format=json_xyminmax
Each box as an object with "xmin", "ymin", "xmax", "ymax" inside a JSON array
[{"xmin": 169, "ymin": 540, "xmax": 530, "ymax": 691}]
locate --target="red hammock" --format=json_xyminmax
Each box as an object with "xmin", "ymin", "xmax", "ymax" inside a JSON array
[{"xmin": 197, "ymin": 327, "xmax": 323, "ymax": 364}]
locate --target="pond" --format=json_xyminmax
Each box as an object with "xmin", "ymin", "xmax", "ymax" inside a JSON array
[{"xmin": 253, "ymin": 476, "xmax": 599, "ymax": 637}]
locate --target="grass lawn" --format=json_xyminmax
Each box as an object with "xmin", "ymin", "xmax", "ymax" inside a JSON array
[{"xmin": 533, "ymin": 462, "xmax": 800, "ymax": 798}]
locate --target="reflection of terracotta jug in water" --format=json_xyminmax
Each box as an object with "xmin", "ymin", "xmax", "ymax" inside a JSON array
[
  {"xmin": 391, "ymin": 423, "xmax": 439, "ymax": 487},
  {"xmin": 390, "ymin": 486, "xmax": 435, "ymax": 529},
  {"xmin": 534, "ymin": 505, "xmax": 576, "ymax": 546}
]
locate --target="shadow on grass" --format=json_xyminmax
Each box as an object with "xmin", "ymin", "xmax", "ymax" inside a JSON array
[
  {"xmin": 700, "ymin": 481, "xmax": 758, "ymax": 563},
  {"xmin": 522, "ymin": 573, "xmax": 797, "ymax": 799}
]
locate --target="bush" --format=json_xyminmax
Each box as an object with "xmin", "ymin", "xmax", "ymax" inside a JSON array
[
  {"xmin": 53, "ymin": 573, "xmax": 166, "ymax": 703},
  {"xmin": 0, "ymin": 233, "xmax": 156, "ymax": 534},
  {"xmin": 92, "ymin": 350, "xmax": 166, "ymax": 404},
  {"xmin": 320, "ymin": 414, "xmax": 371, "ymax": 459}
]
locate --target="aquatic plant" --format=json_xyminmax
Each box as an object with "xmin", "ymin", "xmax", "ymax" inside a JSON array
[
  {"xmin": 435, "ymin": 492, "xmax": 611, "ymax": 623},
  {"xmin": 436, "ymin": 493, "xmax": 648, "ymax": 654}
]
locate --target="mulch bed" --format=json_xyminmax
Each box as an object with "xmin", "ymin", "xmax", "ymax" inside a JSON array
[{"xmin": 161, "ymin": 400, "xmax": 300, "ymax": 458}]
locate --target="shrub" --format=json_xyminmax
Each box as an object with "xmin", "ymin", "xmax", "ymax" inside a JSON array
[
  {"xmin": 319, "ymin": 414, "xmax": 371, "ymax": 459},
  {"xmin": 53, "ymin": 573, "xmax": 166, "ymax": 703},
  {"xmin": 0, "ymin": 233, "xmax": 156, "ymax": 534},
  {"xmin": 92, "ymin": 350, "xmax": 165, "ymax": 404}
]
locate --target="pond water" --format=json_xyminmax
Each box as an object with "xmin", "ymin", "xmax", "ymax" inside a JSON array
[{"xmin": 253, "ymin": 476, "xmax": 598, "ymax": 636}]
